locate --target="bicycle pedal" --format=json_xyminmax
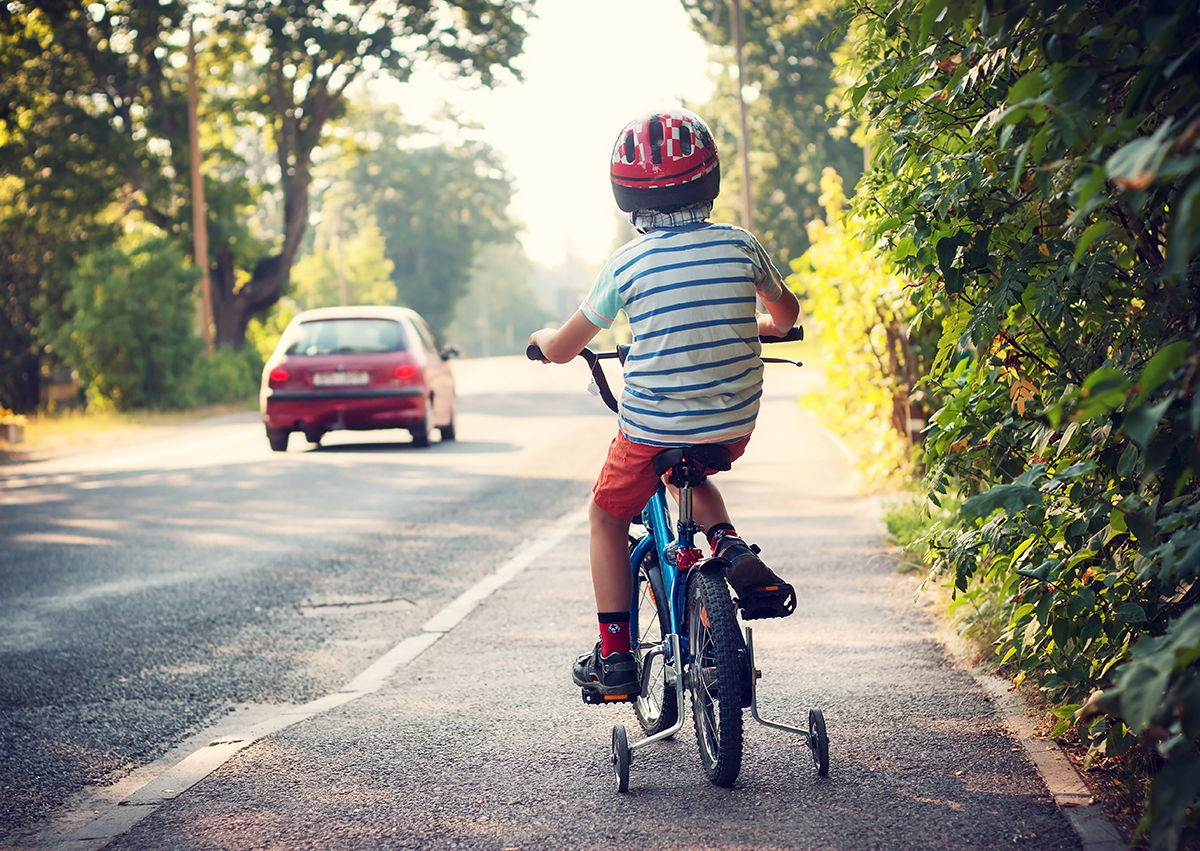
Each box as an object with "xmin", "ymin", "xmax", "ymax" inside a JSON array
[
  {"xmin": 582, "ymin": 688, "xmax": 636, "ymax": 705},
  {"xmin": 735, "ymin": 583, "xmax": 797, "ymax": 620}
]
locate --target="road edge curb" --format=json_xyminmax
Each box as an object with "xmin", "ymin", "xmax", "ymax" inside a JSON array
[{"xmin": 973, "ymin": 675, "xmax": 1127, "ymax": 851}]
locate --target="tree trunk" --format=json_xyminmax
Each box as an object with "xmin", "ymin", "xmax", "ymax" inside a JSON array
[{"xmin": 208, "ymin": 157, "xmax": 310, "ymax": 349}]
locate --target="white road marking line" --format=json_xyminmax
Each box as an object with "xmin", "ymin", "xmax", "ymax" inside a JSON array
[{"xmin": 19, "ymin": 505, "xmax": 587, "ymax": 851}]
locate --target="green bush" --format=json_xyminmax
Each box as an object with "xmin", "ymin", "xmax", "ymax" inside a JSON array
[
  {"xmin": 841, "ymin": 0, "xmax": 1200, "ymax": 845},
  {"xmin": 41, "ymin": 230, "xmax": 201, "ymax": 411},
  {"xmin": 187, "ymin": 346, "xmax": 262, "ymax": 406}
]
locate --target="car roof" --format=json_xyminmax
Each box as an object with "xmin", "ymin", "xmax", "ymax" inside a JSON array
[{"xmin": 290, "ymin": 305, "xmax": 426, "ymax": 325}]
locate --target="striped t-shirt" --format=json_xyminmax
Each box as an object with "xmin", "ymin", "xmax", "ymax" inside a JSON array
[{"xmin": 581, "ymin": 221, "xmax": 785, "ymax": 447}]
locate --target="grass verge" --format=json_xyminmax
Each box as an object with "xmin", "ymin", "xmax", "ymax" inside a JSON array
[{"xmin": 0, "ymin": 400, "xmax": 258, "ymax": 463}]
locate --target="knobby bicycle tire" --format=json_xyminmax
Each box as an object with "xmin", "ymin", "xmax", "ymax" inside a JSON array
[
  {"xmin": 634, "ymin": 550, "xmax": 679, "ymax": 736},
  {"xmin": 686, "ymin": 563, "xmax": 744, "ymax": 786}
]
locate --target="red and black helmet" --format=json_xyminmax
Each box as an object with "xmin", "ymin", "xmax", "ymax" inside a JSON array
[{"xmin": 609, "ymin": 109, "xmax": 720, "ymax": 213}]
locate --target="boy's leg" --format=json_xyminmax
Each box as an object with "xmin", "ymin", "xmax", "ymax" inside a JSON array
[
  {"xmin": 588, "ymin": 499, "xmax": 632, "ymax": 612},
  {"xmin": 688, "ymin": 479, "xmax": 796, "ymax": 620},
  {"xmin": 572, "ymin": 500, "xmax": 640, "ymax": 695}
]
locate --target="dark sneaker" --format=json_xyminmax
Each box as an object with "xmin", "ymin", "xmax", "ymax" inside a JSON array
[
  {"xmin": 716, "ymin": 538, "xmax": 797, "ymax": 620},
  {"xmin": 572, "ymin": 641, "xmax": 641, "ymax": 697}
]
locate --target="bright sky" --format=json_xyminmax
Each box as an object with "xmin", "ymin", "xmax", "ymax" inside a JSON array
[{"xmin": 393, "ymin": 0, "xmax": 716, "ymax": 268}]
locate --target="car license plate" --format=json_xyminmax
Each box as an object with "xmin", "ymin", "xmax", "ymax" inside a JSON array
[{"xmin": 313, "ymin": 371, "xmax": 369, "ymax": 387}]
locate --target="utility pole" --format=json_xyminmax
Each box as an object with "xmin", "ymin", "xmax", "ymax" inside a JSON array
[
  {"xmin": 335, "ymin": 207, "xmax": 348, "ymax": 306},
  {"xmin": 188, "ymin": 18, "xmax": 214, "ymax": 352},
  {"xmin": 730, "ymin": 0, "xmax": 753, "ymax": 232}
]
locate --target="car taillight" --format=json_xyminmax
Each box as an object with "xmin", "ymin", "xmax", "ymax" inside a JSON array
[
  {"xmin": 394, "ymin": 366, "xmax": 416, "ymax": 379},
  {"xmin": 269, "ymin": 367, "xmax": 289, "ymax": 384}
]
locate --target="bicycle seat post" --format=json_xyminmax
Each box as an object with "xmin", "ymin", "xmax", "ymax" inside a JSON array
[{"xmin": 677, "ymin": 478, "xmax": 694, "ymax": 538}]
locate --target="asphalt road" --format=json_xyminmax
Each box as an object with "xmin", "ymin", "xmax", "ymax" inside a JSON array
[{"xmin": 1, "ymin": 356, "xmax": 1082, "ymax": 850}]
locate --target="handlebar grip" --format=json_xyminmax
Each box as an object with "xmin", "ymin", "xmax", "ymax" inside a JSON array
[
  {"xmin": 761, "ymin": 325, "xmax": 804, "ymax": 344},
  {"xmin": 526, "ymin": 344, "xmax": 546, "ymax": 361}
]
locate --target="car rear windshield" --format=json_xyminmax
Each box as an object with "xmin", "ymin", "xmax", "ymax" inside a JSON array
[{"xmin": 283, "ymin": 319, "xmax": 408, "ymax": 356}]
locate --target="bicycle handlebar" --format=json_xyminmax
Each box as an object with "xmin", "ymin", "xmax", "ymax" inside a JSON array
[
  {"xmin": 527, "ymin": 326, "xmax": 803, "ymax": 415},
  {"xmin": 759, "ymin": 325, "xmax": 804, "ymax": 344}
]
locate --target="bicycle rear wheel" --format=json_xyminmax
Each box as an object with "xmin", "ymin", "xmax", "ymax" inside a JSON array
[
  {"xmin": 686, "ymin": 564, "xmax": 744, "ymax": 786},
  {"xmin": 634, "ymin": 550, "xmax": 678, "ymax": 736}
]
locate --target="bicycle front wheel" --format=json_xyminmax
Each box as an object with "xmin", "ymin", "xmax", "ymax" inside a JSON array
[
  {"xmin": 686, "ymin": 564, "xmax": 744, "ymax": 786},
  {"xmin": 634, "ymin": 550, "xmax": 678, "ymax": 736}
]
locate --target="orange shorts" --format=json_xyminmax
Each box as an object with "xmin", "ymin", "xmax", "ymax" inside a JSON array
[{"xmin": 592, "ymin": 431, "xmax": 751, "ymax": 520}]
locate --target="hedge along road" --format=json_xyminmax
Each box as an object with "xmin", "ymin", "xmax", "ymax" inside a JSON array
[{"xmin": 0, "ymin": 357, "xmax": 1081, "ymax": 850}]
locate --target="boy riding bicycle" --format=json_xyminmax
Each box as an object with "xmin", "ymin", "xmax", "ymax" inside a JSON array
[{"xmin": 529, "ymin": 108, "xmax": 801, "ymax": 699}]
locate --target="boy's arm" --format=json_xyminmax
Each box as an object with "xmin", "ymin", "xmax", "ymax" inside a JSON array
[
  {"xmin": 528, "ymin": 310, "xmax": 602, "ymax": 364},
  {"xmin": 757, "ymin": 286, "xmax": 800, "ymax": 338}
]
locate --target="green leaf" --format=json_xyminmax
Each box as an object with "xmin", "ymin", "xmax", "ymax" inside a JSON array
[
  {"xmin": 1116, "ymin": 602, "xmax": 1148, "ymax": 623},
  {"xmin": 1117, "ymin": 443, "xmax": 1140, "ymax": 477},
  {"xmin": 919, "ymin": 0, "xmax": 950, "ymax": 42},
  {"xmin": 1007, "ymin": 70, "xmax": 1046, "ymax": 104},
  {"xmin": 1076, "ymin": 368, "xmax": 1131, "ymax": 420},
  {"xmin": 1072, "ymin": 221, "xmax": 1112, "ymax": 266},
  {"xmin": 1123, "ymin": 395, "xmax": 1175, "ymax": 450},
  {"xmin": 962, "ymin": 472, "xmax": 1045, "ymax": 520},
  {"xmin": 1106, "ymin": 119, "xmax": 1175, "ymax": 186},
  {"xmin": 1131, "ymin": 341, "xmax": 1191, "ymax": 408},
  {"xmin": 1052, "ymin": 461, "xmax": 1095, "ymax": 481},
  {"xmin": 1113, "ymin": 649, "xmax": 1172, "ymax": 732}
]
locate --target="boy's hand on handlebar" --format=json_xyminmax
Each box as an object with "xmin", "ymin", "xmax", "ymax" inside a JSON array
[
  {"xmin": 527, "ymin": 311, "xmax": 603, "ymax": 364},
  {"xmin": 757, "ymin": 313, "xmax": 794, "ymax": 339},
  {"xmin": 527, "ymin": 329, "xmax": 554, "ymax": 363}
]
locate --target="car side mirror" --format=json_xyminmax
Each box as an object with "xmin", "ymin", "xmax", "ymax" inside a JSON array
[{"xmin": 439, "ymin": 345, "xmax": 460, "ymax": 361}]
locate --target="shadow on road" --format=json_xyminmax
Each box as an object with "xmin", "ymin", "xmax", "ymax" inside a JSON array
[{"xmin": 309, "ymin": 439, "xmax": 521, "ymax": 454}]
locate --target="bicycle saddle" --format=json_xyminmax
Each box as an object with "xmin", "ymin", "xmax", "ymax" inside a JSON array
[{"xmin": 652, "ymin": 444, "xmax": 733, "ymax": 477}]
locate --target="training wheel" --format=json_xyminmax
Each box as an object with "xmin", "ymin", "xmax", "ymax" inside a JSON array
[
  {"xmin": 808, "ymin": 709, "xmax": 829, "ymax": 777},
  {"xmin": 611, "ymin": 724, "xmax": 631, "ymax": 793}
]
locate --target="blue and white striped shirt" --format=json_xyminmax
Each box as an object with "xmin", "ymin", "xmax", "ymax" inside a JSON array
[{"xmin": 581, "ymin": 222, "xmax": 784, "ymax": 446}]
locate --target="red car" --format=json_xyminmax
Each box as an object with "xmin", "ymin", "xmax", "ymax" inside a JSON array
[{"xmin": 260, "ymin": 306, "xmax": 458, "ymax": 451}]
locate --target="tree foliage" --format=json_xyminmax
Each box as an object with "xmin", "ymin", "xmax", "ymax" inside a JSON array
[
  {"xmin": 40, "ymin": 230, "xmax": 200, "ymax": 411},
  {"xmin": 789, "ymin": 168, "xmax": 931, "ymax": 484},
  {"xmin": 0, "ymin": 0, "xmax": 531, "ymax": 380},
  {"xmin": 682, "ymin": 0, "xmax": 863, "ymax": 265},
  {"xmin": 289, "ymin": 208, "xmax": 396, "ymax": 311},
  {"xmin": 447, "ymin": 242, "xmax": 549, "ymax": 357},
  {"xmin": 841, "ymin": 0, "xmax": 1200, "ymax": 844},
  {"xmin": 344, "ymin": 113, "xmax": 518, "ymax": 335}
]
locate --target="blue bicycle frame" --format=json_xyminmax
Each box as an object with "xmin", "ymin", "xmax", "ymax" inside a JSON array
[{"xmin": 628, "ymin": 474, "xmax": 712, "ymax": 666}]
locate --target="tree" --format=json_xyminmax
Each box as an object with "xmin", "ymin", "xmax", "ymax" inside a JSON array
[
  {"xmin": 681, "ymin": 0, "xmax": 863, "ymax": 266},
  {"xmin": 344, "ymin": 110, "xmax": 518, "ymax": 335},
  {"xmin": 447, "ymin": 242, "xmax": 549, "ymax": 357},
  {"xmin": 208, "ymin": 0, "xmax": 531, "ymax": 343},
  {"xmin": 289, "ymin": 208, "xmax": 396, "ymax": 310},
  {"xmin": 0, "ymin": 0, "xmax": 532, "ymax": 355},
  {"xmin": 0, "ymin": 6, "xmax": 131, "ymax": 411}
]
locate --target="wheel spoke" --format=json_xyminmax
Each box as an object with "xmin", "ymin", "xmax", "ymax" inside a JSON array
[{"xmin": 633, "ymin": 551, "xmax": 678, "ymax": 736}]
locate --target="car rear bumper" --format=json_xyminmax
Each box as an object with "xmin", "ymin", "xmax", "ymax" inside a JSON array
[
  {"xmin": 264, "ymin": 387, "xmax": 424, "ymax": 402},
  {"xmin": 262, "ymin": 387, "xmax": 427, "ymax": 431}
]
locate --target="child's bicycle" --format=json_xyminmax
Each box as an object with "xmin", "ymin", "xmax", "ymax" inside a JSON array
[{"xmin": 527, "ymin": 329, "xmax": 829, "ymax": 792}]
